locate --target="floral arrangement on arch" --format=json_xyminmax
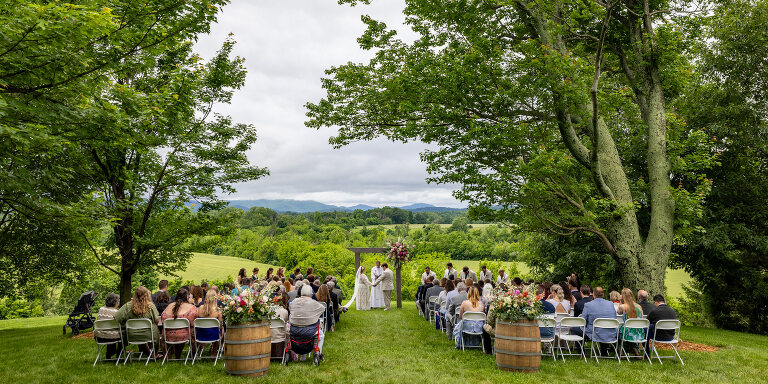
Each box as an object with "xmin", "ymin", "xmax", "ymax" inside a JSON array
[
  {"xmin": 386, "ymin": 238, "xmax": 413, "ymax": 269},
  {"xmin": 490, "ymin": 285, "xmax": 544, "ymax": 322},
  {"xmin": 218, "ymin": 285, "xmax": 279, "ymax": 324}
]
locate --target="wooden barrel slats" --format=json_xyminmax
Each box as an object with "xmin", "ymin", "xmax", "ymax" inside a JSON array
[
  {"xmin": 495, "ymin": 320, "xmax": 541, "ymax": 372},
  {"xmin": 224, "ymin": 322, "xmax": 271, "ymax": 377}
]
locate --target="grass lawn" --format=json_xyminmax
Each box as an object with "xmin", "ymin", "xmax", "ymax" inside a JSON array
[
  {"xmin": 0, "ymin": 302, "xmax": 765, "ymax": 383},
  {"xmin": 160, "ymin": 253, "xmax": 277, "ymax": 284}
]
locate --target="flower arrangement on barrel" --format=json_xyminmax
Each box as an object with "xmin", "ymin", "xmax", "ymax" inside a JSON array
[
  {"xmin": 490, "ymin": 285, "xmax": 544, "ymax": 322},
  {"xmin": 386, "ymin": 238, "xmax": 413, "ymax": 269},
  {"xmin": 218, "ymin": 285, "xmax": 279, "ymax": 324}
]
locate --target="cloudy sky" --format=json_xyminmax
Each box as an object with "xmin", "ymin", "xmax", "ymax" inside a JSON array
[{"xmin": 193, "ymin": 0, "xmax": 464, "ymax": 208}]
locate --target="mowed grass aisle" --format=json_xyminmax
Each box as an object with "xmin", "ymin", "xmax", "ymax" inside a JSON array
[{"xmin": 1, "ymin": 302, "xmax": 767, "ymax": 383}]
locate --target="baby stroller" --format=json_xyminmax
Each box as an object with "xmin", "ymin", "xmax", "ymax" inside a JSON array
[
  {"xmin": 63, "ymin": 291, "xmax": 97, "ymax": 335},
  {"xmin": 282, "ymin": 321, "xmax": 322, "ymax": 366}
]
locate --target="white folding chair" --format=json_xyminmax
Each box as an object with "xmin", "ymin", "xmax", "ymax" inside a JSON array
[
  {"xmin": 192, "ymin": 318, "xmax": 222, "ymax": 365},
  {"xmin": 537, "ymin": 317, "xmax": 557, "ymax": 361},
  {"xmin": 620, "ymin": 318, "xmax": 651, "ymax": 364},
  {"xmin": 650, "ymin": 320, "xmax": 684, "ymax": 365},
  {"xmin": 269, "ymin": 318, "xmax": 287, "ymax": 362},
  {"xmin": 124, "ymin": 318, "xmax": 156, "ymax": 365},
  {"xmin": 616, "ymin": 315, "xmax": 625, "ymax": 326},
  {"xmin": 92, "ymin": 319, "xmax": 123, "ymax": 366},
  {"xmin": 590, "ymin": 318, "xmax": 621, "ymax": 364},
  {"xmin": 557, "ymin": 317, "xmax": 587, "ymax": 362},
  {"xmin": 319, "ymin": 302, "xmax": 328, "ymax": 331},
  {"xmin": 459, "ymin": 311, "xmax": 486, "ymax": 352},
  {"xmin": 427, "ymin": 296, "xmax": 439, "ymax": 324},
  {"xmin": 161, "ymin": 318, "xmax": 192, "ymax": 365}
]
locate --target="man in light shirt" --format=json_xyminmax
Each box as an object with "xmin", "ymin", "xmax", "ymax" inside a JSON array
[
  {"xmin": 479, "ymin": 265, "xmax": 492, "ymax": 283},
  {"xmin": 444, "ymin": 262, "xmax": 457, "ymax": 279},
  {"xmin": 421, "ymin": 266, "xmax": 437, "ymax": 285}
]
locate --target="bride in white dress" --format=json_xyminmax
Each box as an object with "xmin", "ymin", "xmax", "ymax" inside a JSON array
[{"xmin": 343, "ymin": 266, "xmax": 373, "ymax": 311}]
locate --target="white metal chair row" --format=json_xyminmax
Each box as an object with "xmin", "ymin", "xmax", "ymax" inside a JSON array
[
  {"xmin": 93, "ymin": 318, "xmax": 224, "ymax": 367},
  {"xmin": 536, "ymin": 316, "xmax": 683, "ymax": 365}
]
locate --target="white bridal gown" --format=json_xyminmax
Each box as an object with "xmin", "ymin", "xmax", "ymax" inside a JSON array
[
  {"xmin": 370, "ymin": 266, "xmax": 385, "ymax": 308},
  {"xmin": 357, "ymin": 273, "xmax": 372, "ymax": 311}
]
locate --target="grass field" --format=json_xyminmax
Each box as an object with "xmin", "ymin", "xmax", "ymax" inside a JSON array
[
  {"xmin": 1, "ymin": 302, "xmax": 765, "ymax": 383},
  {"xmin": 160, "ymin": 253, "xmax": 277, "ymax": 284}
]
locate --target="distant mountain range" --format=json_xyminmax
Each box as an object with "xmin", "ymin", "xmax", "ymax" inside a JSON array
[{"xmin": 225, "ymin": 199, "xmax": 465, "ymax": 213}]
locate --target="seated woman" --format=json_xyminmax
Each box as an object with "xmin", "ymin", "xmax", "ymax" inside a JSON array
[
  {"xmin": 160, "ymin": 287, "xmax": 198, "ymax": 360},
  {"xmin": 314, "ymin": 284, "xmax": 334, "ymax": 332},
  {"xmin": 617, "ymin": 288, "xmax": 645, "ymax": 354},
  {"xmin": 270, "ymin": 292, "xmax": 290, "ymax": 359},
  {"xmin": 610, "ymin": 290, "xmax": 622, "ymax": 313},
  {"xmin": 436, "ymin": 280, "xmax": 455, "ymax": 329},
  {"xmin": 453, "ymin": 286, "xmax": 485, "ymax": 349},
  {"xmin": 113, "ymin": 287, "xmax": 161, "ymax": 358},
  {"xmin": 196, "ymin": 290, "xmax": 223, "ymax": 357},
  {"xmin": 547, "ymin": 284, "xmax": 571, "ymax": 314},
  {"xmin": 276, "ymin": 267, "xmax": 285, "ymax": 281},
  {"xmin": 190, "ymin": 285, "xmax": 204, "ymax": 307},
  {"xmin": 95, "ymin": 293, "xmax": 122, "ymax": 359}
]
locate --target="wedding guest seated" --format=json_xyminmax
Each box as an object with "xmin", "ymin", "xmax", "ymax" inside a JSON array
[
  {"xmin": 536, "ymin": 286, "xmax": 555, "ymax": 339},
  {"xmin": 637, "ymin": 290, "xmax": 654, "ymax": 316},
  {"xmin": 646, "ymin": 294, "xmax": 678, "ymax": 345},
  {"xmin": 425, "ymin": 278, "xmax": 444, "ymax": 319},
  {"xmin": 250, "ymin": 267, "xmax": 260, "ymax": 281},
  {"xmin": 569, "ymin": 278, "xmax": 582, "ymax": 301},
  {"xmin": 95, "ymin": 293, "xmax": 122, "ymax": 360},
  {"xmin": 305, "ymin": 267, "xmax": 314, "ymax": 278},
  {"xmin": 559, "ymin": 281, "xmax": 576, "ymax": 307},
  {"xmin": 196, "ymin": 290, "xmax": 222, "ymax": 358},
  {"xmin": 223, "ymin": 283, "xmax": 235, "ymax": 296},
  {"xmin": 289, "ymin": 286, "xmax": 326, "ymax": 360},
  {"xmin": 575, "ymin": 287, "xmax": 616, "ymax": 356},
  {"xmin": 200, "ymin": 281, "xmax": 209, "ymax": 297},
  {"xmin": 161, "ymin": 287, "xmax": 198, "ymax": 360},
  {"xmin": 330, "ymin": 279, "xmax": 345, "ymax": 316},
  {"xmin": 574, "ymin": 285, "xmax": 593, "ymax": 317},
  {"xmin": 482, "ymin": 279, "xmax": 493, "ymax": 298},
  {"xmin": 325, "ymin": 282, "xmax": 340, "ymax": 322},
  {"xmin": 284, "ymin": 280, "xmax": 295, "ymax": 295},
  {"xmin": 453, "ymin": 286, "xmax": 485, "ymax": 348},
  {"xmin": 610, "ymin": 290, "xmax": 621, "ymax": 312},
  {"xmin": 314, "ymin": 284, "xmax": 334, "ymax": 332},
  {"xmin": 547, "ymin": 284, "xmax": 571, "ymax": 314},
  {"xmin": 276, "ymin": 267, "xmax": 285, "ymax": 280},
  {"xmin": 436, "ymin": 280, "xmax": 454, "ymax": 329},
  {"xmin": 191, "ymin": 285, "xmax": 204, "ymax": 307},
  {"xmin": 512, "ymin": 277, "xmax": 523, "ymax": 290},
  {"xmin": 289, "ymin": 281, "xmax": 303, "ymax": 301},
  {"xmin": 114, "ymin": 287, "xmax": 161, "ymax": 358},
  {"xmin": 155, "ymin": 291, "xmax": 171, "ymax": 315},
  {"xmin": 271, "ymin": 292, "xmax": 290, "ymax": 359},
  {"xmin": 290, "ymin": 268, "xmax": 300, "ymax": 280},
  {"xmin": 416, "ymin": 276, "xmax": 434, "ymax": 314},
  {"xmin": 617, "ymin": 288, "xmax": 644, "ymax": 355},
  {"xmin": 152, "ymin": 280, "xmax": 169, "ymax": 304},
  {"xmin": 307, "ymin": 274, "xmax": 319, "ymax": 292},
  {"xmin": 446, "ymin": 283, "xmax": 468, "ymax": 336}
]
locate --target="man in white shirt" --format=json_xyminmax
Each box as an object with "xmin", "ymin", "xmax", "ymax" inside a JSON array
[
  {"xmin": 479, "ymin": 265, "xmax": 492, "ymax": 283},
  {"xmin": 444, "ymin": 262, "xmax": 457, "ymax": 280},
  {"xmin": 496, "ymin": 269, "xmax": 509, "ymax": 285},
  {"xmin": 421, "ymin": 266, "xmax": 437, "ymax": 285}
]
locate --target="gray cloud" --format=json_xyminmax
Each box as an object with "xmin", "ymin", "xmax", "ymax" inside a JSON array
[{"xmin": 194, "ymin": 0, "xmax": 463, "ymax": 207}]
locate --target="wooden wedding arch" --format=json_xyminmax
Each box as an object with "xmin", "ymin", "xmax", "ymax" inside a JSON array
[{"xmin": 347, "ymin": 247, "xmax": 403, "ymax": 308}]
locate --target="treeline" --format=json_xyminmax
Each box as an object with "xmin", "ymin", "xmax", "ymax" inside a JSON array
[{"xmin": 228, "ymin": 206, "xmax": 471, "ymax": 229}]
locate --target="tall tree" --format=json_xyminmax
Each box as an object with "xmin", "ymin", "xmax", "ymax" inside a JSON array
[{"xmin": 307, "ymin": 0, "xmax": 714, "ymax": 294}]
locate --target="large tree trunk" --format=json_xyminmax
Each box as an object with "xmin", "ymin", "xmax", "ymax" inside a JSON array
[{"xmin": 114, "ymin": 214, "xmax": 136, "ymax": 306}]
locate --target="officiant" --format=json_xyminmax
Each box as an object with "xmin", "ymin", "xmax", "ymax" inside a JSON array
[{"xmin": 370, "ymin": 261, "xmax": 385, "ymax": 309}]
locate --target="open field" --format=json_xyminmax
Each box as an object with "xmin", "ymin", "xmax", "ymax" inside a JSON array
[
  {"xmin": 160, "ymin": 253, "xmax": 277, "ymax": 284},
  {"xmin": 1, "ymin": 302, "xmax": 765, "ymax": 383}
]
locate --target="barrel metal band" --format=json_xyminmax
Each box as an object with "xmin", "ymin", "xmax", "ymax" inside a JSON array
[
  {"xmin": 497, "ymin": 363, "xmax": 539, "ymax": 371},
  {"xmin": 498, "ymin": 321, "xmax": 538, "ymax": 327},
  {"xmin": 227, "ymin": 323, "xmax": 268, "ymax": 329},
  {"xmin": 225, "ymin": 337, "xmax": 271, "ymax": 345},
  {"xmin": 226, "ymin": 367, "xmax": 268, "ymax": 375},
  {"xmin": 223, "ymin": 353, "xmax": 270, "ymax": 360},
  {"xmin": 496, "ymin": 335, "xmax": 541, "ymax": 342},
  {"xmin": 495, "ymin": 350, "xmax": 541, "ymax": 356}
]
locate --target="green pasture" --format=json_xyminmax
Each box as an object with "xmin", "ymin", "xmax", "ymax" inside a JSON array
[{"xmin": 160, "ymin": 253, "xmax": 277, "ymax": 284}]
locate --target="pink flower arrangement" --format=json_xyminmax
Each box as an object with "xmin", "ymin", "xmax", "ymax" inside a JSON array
[{"xmin": 386, "ymin": 238, "xmax": 413, "ymax": 268}]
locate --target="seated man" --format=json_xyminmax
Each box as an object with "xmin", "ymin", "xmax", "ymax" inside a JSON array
[
  {"xmin": 637, "ymin": 290, "xmax": 655, "ymax": 316},
  {"xmin": 416, "ymin": 276, "xmax": 435, "ymax": 314},
  {"xmin": 574, "ymin": 285, "xmax": 593, "ymax": 317},
  {"xmin": 575, "ymin": 286, "xmax": 616, "ymax": 356},
  {"xmin": 537, "ymin": 286, "xmax": 556, "ymax": 338},
  {"xmin": 424, "ymin": 278, "xmax": 445, "ymax": 320},
  {"xmin": 446, "ymin": 283, "xmax": 468, "ymax": 337},
  {"xmin": 646, "ymin": 294, "xmax": 678, "ymax": 351},
  {"xmin": 289, "ymin": 285, "xmax": 327, "ymax": 360}
]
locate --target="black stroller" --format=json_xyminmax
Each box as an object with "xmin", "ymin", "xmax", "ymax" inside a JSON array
[
  {"xmin": 282, "ymin": 321, "xmax": 322, "ymax": 366},
  {"xmin": 63, "ymin": 291, "xmax": 97, "ymax": 335}
]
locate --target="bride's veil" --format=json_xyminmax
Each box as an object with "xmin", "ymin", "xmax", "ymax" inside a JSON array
[{"xmin": 342, "ymin": 266, "xmax": 363, "ymax": 310}]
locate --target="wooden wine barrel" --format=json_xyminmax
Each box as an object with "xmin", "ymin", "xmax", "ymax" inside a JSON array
[
  {"xmin": 495, "ymin": 319, "xmax": 541, "ymax": 372},
  {"xmin": 224, "ymin": 321, "xmax": 271, "ymax": 377}
]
